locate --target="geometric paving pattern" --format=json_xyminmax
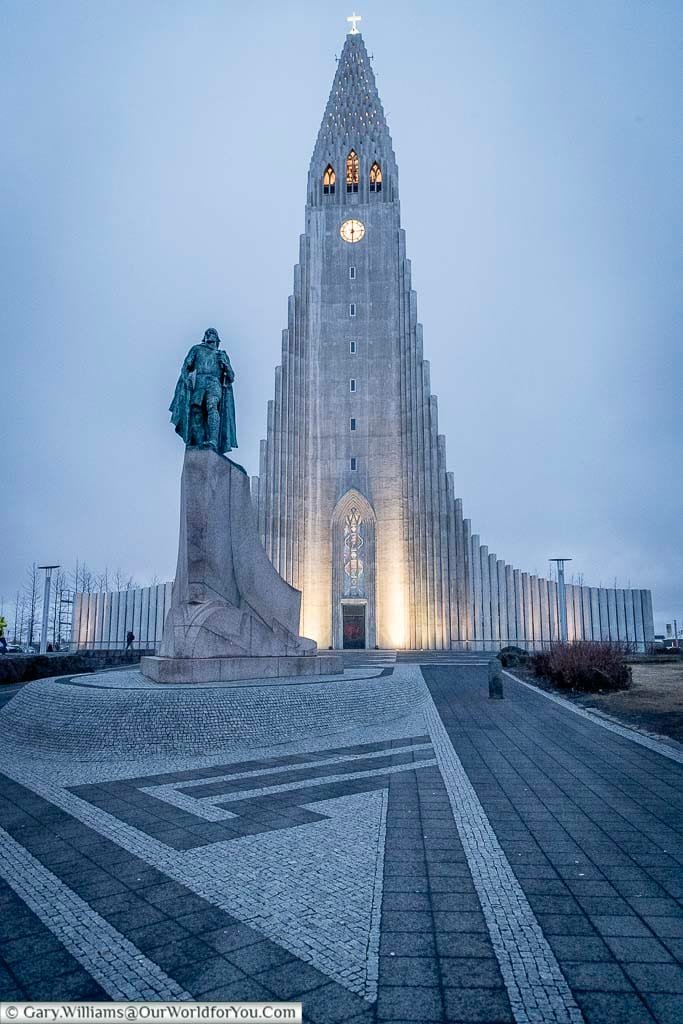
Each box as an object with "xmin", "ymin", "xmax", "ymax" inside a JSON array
[{"xmin": 1, "ymin": 659, "xmax": 682, "ymax": 1024}]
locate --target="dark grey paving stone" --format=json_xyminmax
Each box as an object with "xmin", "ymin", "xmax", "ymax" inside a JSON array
[
  {"xmin": 443, "ymin": 986, "xmax": 514, "ymax": 1022},
  {"xmin": 561, "ymin": 961, "xmax": 633, "ymax": 991},
  {"xmin": 428, "ymin": 874, "xmax": 477, "ymax": 894},
  {"xmin": 107, "ymin": 903, "xmax": 166, "ymax": 932},
  {"xmin": 27, "ymin": 970, "xmax": 108, "ymax": 1001},
  {"xmin": 623, "ymin": 963, "xmax": 683, "ymax": 993},
  {"xmin": 643, "ymin": 992, "xmax": 683, "ymax": 1024},
  {"xmin": 0, "ymin": 963, "xmax": 25, "ymax": 1000},
  {"xmin": 380, "ymin": 932, "xmax": 436, "ymax": 957},
  {"xmin": 383, "ymin": 891, "xmax": 432, "ymax": 912},
  {"xmin": 603, "ymin": 936, "xmax": 675, "ymax": 963},
  {"xmin": 590, "ymin": 916, "xmax": 655, "ymax": 938},
  {"xmin": 432, "ymin": 911, "xmax": 487, "ymax": 933},
  {"xmin": 629, "ymin": 898, "xmax": 682, "ymax": 917},
  {"xmin": 578, "ymin": 896, "xmax": 637, "ymax": 917},
  {"xmin": 383, "ymin": 877, "xmax": 430, "ymax": 893},
  {"xmin": 174, "ymin": 908, "xmax": 235, "ymax": 933},
  {"xmin": 439, "ymin": 956, "xmax": 505, "ymax": 989},
  {"xmin": 225, "ymin": 939, "xmax": 294, "ymax": 974},
  {"xmin": 381, "ymin": 911, "xmax": 433, "ymax": 933},
  {"xmin": 202, "ymin": 924, "xmax": 262, "ymax": 954},
  {"xmin": 379, "ymin": 955, "xmax": 440, "ymax": 987},
  {"xmin": 171, "ymin": 956, "xmax": 246, "ymax": 996},
  {"xmin": 377, "ymin": 986, "xmax": 444, "ymax": 1021},
  {"xmin": 0, "ymin": 932, "xmax": 63, "ymax": 964},
  {"xmin": 254, "ymin": 959, "xmax": 328, "ymax": 999},
  {"xmin": 202, "ymin": 978, "xmax": 275, "ymax": 1001},
  {"xmin": 547, "ymin": 935, "xmax": 612, "ymax": 962},
  {"xmin": 151, "ymin": 936, "xmax": 216, "ymax": 973},
  {"xmin": 431, "ymin": 892, "xmax": 480, "ymax": 913},
  {"xmin": 302, "ymin": 982, "xmax": 373, "ymax": 1023},
  {"xmin": 125, "ymin": 919, "xmax": 192, "ymax": 952},
  {"xmin": 643, "ymin": 917, "xmax": 683, "ymax": 939},
  {"xmin": 435, "ymin": 933, "xmax": 496, "ymax": 959},
  {"xmin": 9, "ymin": 947, "xmax": 89, "ymax": 988},
  {"xmin": 535, "ymin": 913, "xmax": 596, "ymax": 936},
  {"xmin": 138, "ymin": 880, "xmax": 195, "ymax": 907},
  {"xmin": 526, "ymin": 894, "xmax": 583, "ymax": 914},
  {"xmin": 574, "ymin": 990, "xmax": 657, "ymax": 1023}
]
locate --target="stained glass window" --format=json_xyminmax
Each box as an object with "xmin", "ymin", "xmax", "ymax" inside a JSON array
[
  {"xmin": 343, "ymin": 507, "xmax": 365, "ymax": 596},
  {"xmin": 346, "ymin": 150, "xmax": 359, "ymax": 192},
  {"xmin": 323, "ymin": 165, "xmax": 336, "ymax": 195},
  {"xmin": 369, "ymin": 161, "xmax": 382, "ymax": 192}
]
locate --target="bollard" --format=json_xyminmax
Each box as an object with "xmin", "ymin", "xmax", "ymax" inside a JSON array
[{"xmin": 488, "ymin": 658, "xmax": 504, "ymax": 699}]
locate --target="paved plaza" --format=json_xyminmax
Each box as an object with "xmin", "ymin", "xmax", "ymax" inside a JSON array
[{"xmin": 1, "ymin": 656, "xmax": 682, "ymax": 1023}]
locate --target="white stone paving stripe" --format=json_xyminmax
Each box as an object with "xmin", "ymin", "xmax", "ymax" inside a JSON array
[
  {"xmin": 364, "ymin": 788, "xmax": 388, "ymax": 1002},
  {"xmin": 174, "ymin": 740, "xmax": 435, "ymax": 789},
  {"xmin": 504, "ymin": 670, "xmax": 683, "ymax": 765},
  {"xmin": 143, "ymin": 743, "xmax": 434, "ymax": 821},
  {"xmin": 194, "ymin": 758, "xmax": 437, "ymax": 805},
  {"xmin": 418, "ymin": 673, "xmax": 585, "ymax": 1024},
  {"xmin": 0, "ymin": 825, "xmax": 191, "ymax": 1001}
]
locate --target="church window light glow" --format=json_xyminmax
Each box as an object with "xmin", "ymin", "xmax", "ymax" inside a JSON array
[
  {"xmin": 346, "ymin": 150, "xmax": 359, "ymax": 192},
  {"xmin": 323, "ymin": 165, "xmax": 336, "ymax": 195},
  {"xmin": 369, "ymin": 161, "xmax": 382, "ymax": 192},
  {"xmin": 343, "ymin": 507, "xmax": 364, "ymax": 594}
]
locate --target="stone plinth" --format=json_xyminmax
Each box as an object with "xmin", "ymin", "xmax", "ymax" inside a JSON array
[
  {"xmin": 141, "ymin": 654, "xmax": 342, "ymax": 684},
  {"xmin": 142, "ymin": 449, "xmax": 336, "ymax": 682}
]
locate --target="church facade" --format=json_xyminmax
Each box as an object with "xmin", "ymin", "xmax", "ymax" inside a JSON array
[
  {"xmin": 71, "ymin": 28, "xmax": 655, "ymax": 653},
  {"xmin": 250, "ymin": 28, "xmax": 654, "ymax": 652}
]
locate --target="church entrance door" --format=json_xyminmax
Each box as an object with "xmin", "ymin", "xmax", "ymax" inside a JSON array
[{"xmin": 342, "ymin": 603, "xmax": 366, "ymax": 649}]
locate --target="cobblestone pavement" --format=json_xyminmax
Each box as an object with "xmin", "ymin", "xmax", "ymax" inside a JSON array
[{"xmin": 0, "ymin": 659, "xmax": 681, "ymax": 1023}]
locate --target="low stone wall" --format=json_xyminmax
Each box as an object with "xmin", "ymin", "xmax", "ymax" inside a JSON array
[{"xmin": 0, "ymin": 649, "xmax": 155, "ymax": 685}]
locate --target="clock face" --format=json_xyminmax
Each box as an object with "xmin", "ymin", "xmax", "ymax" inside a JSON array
[{"xmin": 340, "ymin": 219, "xmax": 365, "ymax": 243}]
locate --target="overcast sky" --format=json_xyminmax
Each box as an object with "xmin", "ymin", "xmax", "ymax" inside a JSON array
[{"xmin": 1, "ymin": 0, "xmax": 681, "ymax": 632}]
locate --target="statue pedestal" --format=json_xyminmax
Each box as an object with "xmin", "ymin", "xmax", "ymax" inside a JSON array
[
  {"xmin": 141, "ymin": 654, "xmax": 343, "ymax": 684},
  {"xmin": 142, "ymin": 449, "xmax": 342, "ymax": 683}
]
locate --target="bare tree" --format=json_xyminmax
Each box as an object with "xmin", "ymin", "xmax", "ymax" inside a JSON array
[{"xmin": 24, "ymin": 563, "xmax": 40, "ymax": 648}]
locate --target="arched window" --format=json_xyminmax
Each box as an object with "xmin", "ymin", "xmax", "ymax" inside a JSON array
[
  {"xmin": 343, "ymin": 507, "xmax": 364, "ymax": 596},
  {"xmin": 369, "ymin": 161, "xmax": 382, "ymax": 193},
  {"xmin": 346, "ymin": 150, "xmax": 359, "ymax": 193},
  {"xmin": 323, "ymin": 165, "xmax": 336, "ymax": 195}
]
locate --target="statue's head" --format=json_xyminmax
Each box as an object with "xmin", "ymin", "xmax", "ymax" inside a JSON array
[{"xmin": 203, "ymin": 328, "xmax": 220, "ymax": 348}]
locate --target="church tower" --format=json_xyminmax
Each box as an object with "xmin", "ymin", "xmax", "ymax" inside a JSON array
[
  {"xmin": 253, "ymin": 25, "xmax": 459, "ymax": 650},
  {"xmin": 252, "ymin": 24, "xmax": 654, "ymax": 653}
]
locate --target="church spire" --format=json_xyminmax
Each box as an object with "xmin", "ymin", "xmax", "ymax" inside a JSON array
[{"xmin": 308, "ymin": 26, "xmax": 397, "ymax": 205}]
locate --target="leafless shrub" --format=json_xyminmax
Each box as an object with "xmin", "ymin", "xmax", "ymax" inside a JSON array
[{"xmin": 532, "ymin": 642, "xmax": 631, "ymax": 692}]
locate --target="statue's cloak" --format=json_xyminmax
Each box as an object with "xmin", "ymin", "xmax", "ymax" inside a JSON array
[{"xmin": 170, "ymin": 345, "xmax": 237, "ymax": 455}]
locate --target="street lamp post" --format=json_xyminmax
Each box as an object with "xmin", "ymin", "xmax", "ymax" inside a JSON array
[
  {"xmin": 38, "ymin": 565, "xmax": 60, "ymax": 654},
  {"xmin": 550, "ymin": 558, "xmax": 572, "ymax": 643}
]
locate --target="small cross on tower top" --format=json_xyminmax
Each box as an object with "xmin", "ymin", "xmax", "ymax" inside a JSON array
[{"xmin": 347, "ymin": 12, "xmax": 362, "ymax": 35}]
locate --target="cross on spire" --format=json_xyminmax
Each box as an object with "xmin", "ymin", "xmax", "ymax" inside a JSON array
[{"xmin": 347, "ymin": 12, "xmax": 362, "ymax": 34}]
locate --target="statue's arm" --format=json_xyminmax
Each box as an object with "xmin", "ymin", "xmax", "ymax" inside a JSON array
[
  {"xmin": 221, "ymin": 351, "xmax": 235, "ymax": 384},
  {"xmin": 182, "ymin": 347, "xmax": 197, "ymax": 379}
]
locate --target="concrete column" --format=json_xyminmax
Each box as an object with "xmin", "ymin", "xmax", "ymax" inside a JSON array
[
  {"xmin": 540, "ymin": 579, "xmax": 550, "ymax": 649},
  {"xmin": 521, "ymin": 573, "xmax": 531, "ymax": 650},
  {"xmin": 596, "ymin": 588, "xmax": 608, "ymax": 641},
  {"xmin": 471, "ymin": 534, "xmax": 482, "ymax": 649},
  {"xmin": 496, "ymin": 560, "xmax": 507, "ymax": 646},
  {"xmin": 548, "ymin": 580, "xmax": 559, "ymax": 642},
  {"xmin": 463, "ymin": 517, "xmax": 473, "ymax": 644},
  {"xmin": 480, "ymin": 545, "xmax": 491, "ymax": 650},
  {"xmin": 513, "ymin": 569, "xmax": 523, "ymax": 645},
  {"xmin": 530, "ymin": 576, "xmax": 541, "ymax": 649},
  {"xmin": 505, "ymin": 564, "xmax": 515, "ymax": 644},
  {"xmin": 607, "ymin": 589, "xmax": 618, "ymax": 641},
  {"xmin": 488, "ymin": 552, "xmax": 499, "ymax": 647},
  {"xmin": 633, "ymin": 590, "xmax": 645, "ymax": 652},
  {"xmin": 588, "ymin": 588, "xmax": 600, "ymax": 641},
  {"xmin": 641, "ymin": 591, "xmax": 655, "ymax": 647}
]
